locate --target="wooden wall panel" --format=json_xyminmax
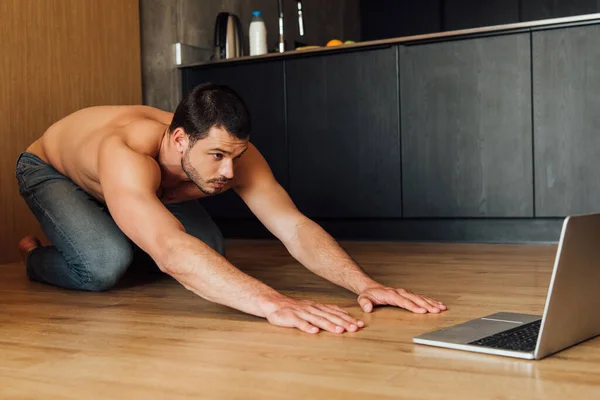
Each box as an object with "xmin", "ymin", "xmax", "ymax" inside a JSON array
[{"xmin": 0, "ymin": 0, "xmax": 142, "ymax": 264}]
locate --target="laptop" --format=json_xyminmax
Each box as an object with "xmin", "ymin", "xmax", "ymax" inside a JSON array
[{"xmin": 413, "ymin": 213, "xmax": 600, "ymax": 360}]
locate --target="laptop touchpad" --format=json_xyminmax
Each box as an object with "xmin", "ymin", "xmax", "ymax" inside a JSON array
[{"xmin": 415, "ymin": 312, "xmax": 541, "ymax": 344}]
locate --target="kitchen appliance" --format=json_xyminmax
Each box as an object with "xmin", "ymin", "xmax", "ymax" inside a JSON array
[{"xmin": 213, "ymin": 12, "xmax": 243, "ymax": 59}]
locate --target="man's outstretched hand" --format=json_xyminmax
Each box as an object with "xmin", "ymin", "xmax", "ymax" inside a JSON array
[
  {"xmin": 357, "ymin": 285, "xmax": 447, "ymax": 314},
  {"xmin": 264, "ymin": 287, "xmax": 446, "ymax": 334},
  {"xmin": 265, "ymin": 297, "xmax": 365, "ymax": 334}
]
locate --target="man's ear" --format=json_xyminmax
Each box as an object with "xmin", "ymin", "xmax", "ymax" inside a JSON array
[{"xmin": 171, "ymin": 127, "xmax": 190, "ymax": 154}]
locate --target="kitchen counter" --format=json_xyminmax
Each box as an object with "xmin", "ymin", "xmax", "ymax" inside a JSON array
[{"xmin": 178, "ymin": 13, "xmax": 600, "ymax": 68}]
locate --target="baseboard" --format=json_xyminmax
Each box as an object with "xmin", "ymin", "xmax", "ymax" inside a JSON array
[{"xmin": 212, "ymin": 217, "xmax": 565, "ymax": 244}]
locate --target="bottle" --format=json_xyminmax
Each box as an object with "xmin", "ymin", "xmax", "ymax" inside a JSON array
[{"xmin": 249, "ymin": 11, "xmax": 267, "ymax": 56}]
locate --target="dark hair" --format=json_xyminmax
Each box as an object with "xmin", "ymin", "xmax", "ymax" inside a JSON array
[{"xmin": 169, "ymin": 83, "xmax": 251, "ymax": 144}]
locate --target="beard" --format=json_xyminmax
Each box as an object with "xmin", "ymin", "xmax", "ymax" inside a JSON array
[{"xmin": 181, "ymin": 149, "xmax": 229, "ymax": 196}]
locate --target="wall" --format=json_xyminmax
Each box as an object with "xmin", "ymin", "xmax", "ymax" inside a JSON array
[
  {"xmin": 0, "ymin": 0, "xmax": 142, "ymax": 264},
  {"xmin": 361, "ymin": 0, "xmax": 600, "ymax": 41},
  {"xmin": 361, "ymin": 0, "xmax": 443, "ymax": 41},
  {"xmin": 140, "ymin": 0, "xmax": 361, "ymax": 112}
]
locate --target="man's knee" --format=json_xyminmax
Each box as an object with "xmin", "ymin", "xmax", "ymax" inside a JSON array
[{"xmin": 81, "ymin": 239, "xmax": 134, "ymax": 291}]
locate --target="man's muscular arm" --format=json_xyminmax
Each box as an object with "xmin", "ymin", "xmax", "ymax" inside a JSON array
[
  {"xmin": 98, "ymin": 136, "xmax": 283, "ymax": 317},
  {"xmin": 98, "ymin": 137, "xmax": 363, "ymax": 334},
  {"xmin": 236, "ymin": 145, "xmax": 447, "ymax": 315}
]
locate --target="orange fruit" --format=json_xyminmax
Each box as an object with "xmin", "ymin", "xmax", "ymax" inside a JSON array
[{"xmin": 326, "ymin": 39, "xmax": 343, "ymax": 47}]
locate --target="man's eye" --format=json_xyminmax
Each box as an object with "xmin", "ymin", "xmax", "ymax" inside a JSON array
[{"xmin": 212, "ymin": 154, "xmax": 223, "ymax": 160}]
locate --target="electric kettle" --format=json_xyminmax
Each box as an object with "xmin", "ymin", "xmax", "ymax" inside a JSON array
[{"xmin": 213, "ymin": 12, "xmax": 243, "ymax": 60}]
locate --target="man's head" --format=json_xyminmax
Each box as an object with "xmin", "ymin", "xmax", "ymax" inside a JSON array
[{"xmin": 168, "ymin": 83, "xmax": 251, "ymax": 195}]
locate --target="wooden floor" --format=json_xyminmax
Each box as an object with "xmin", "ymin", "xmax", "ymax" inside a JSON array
[{"xmin": 1, "ymin": 240, "xmax": 599, "ymax": 399}]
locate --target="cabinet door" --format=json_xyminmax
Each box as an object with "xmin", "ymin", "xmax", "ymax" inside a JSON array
[
  {"xmin": 533, "ymin": 25, "xmax": 600, "ymax": 216},
  {"xmin": 181, "ymin": 61, "xmax": 287, "ymax": 218},
  {"xmin": 286, "ymin": 47, "xmax": 402, "ymax": 218},
  {"xmin": 400, "ymin": 34, "xmax": 533, "ymax": 217},
  {"xmin": 443, "ymin": 0, "xmax": 520, "ymax": 31},
  {"xmin": 521, "ymin": 0, "xmax": 600, "ymax": 22}
]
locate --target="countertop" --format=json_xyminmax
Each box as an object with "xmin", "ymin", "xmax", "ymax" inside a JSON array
[{"xmin": 178, "ymin": 13, "xmax": 600, "ymax": 69}]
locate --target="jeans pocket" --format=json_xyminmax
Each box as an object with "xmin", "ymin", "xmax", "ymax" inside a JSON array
[
  {"xmin": 16, "ymin": 156, "xmax": 52, "ymax": 194},
  {"xmin": 16, "ymin": 169, "xmax": 36, "ymax": 196}
]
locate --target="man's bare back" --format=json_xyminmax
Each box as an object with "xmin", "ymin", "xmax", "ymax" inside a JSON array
[{"xmin": 26, "ymin": 105, "xmax": 216, "ymax": 204}]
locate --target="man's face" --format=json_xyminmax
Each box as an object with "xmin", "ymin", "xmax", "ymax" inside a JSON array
[{"xmin": 180, "ymin": 126, "xmax": 249, "ymax": 196}]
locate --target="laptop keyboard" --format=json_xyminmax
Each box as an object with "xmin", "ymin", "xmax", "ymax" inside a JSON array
[{"xmin": 468, "ymin": 319, "xmax": 541, "ymax": 352}]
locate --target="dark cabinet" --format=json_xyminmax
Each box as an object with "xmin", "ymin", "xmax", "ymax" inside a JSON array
[
  {"xmin": 443, "ymin": 0, "xmax": 520, "ymax": 31},
  {"xmin": 177, "ymin": 19, "xmax": 600, "ymax": 243},
  {"xmin": 521, "ymin": 0, "xmax": 600, "ymax": 22},
  {"xmin": 532, "ymin": 25, "xmax": 600, "ymax": 216},
  {"xmin": 400, "ymin": 34, "xmax": 534, "ymax": 217},
  {"xmin": 181, "ymin": 61, "xmax": 287, "ymax": 218},
  {"xmin": 286, "ymin": 47, "xmax": 402, "ymax": 218}
]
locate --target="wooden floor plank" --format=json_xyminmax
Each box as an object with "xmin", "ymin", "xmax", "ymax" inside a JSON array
[{"xmin": 1, "ymin": 240, "xmax": 599, "ymax": 399}]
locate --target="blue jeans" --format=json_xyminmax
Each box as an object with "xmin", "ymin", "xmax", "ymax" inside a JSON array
[{"xmin": 15, "ymin": 152, "xmax": 224, "ymax": 291}]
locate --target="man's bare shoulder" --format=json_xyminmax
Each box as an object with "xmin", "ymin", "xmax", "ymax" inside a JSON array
[
  {"xmin": 98, "ymin": 134, "xmax": 162, "ymax": 191},
  {"xmin": 115, "ymin": 115, "xmax": 170, "ymax": 158},
  {"xmin": 233, "ymin": 142, "xmax": 275, "ymax": 188}
]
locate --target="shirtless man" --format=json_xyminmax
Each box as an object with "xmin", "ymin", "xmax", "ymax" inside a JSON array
[{"xmin": 16, "ymin": 83, "xmax": 447, "ymax": 334}]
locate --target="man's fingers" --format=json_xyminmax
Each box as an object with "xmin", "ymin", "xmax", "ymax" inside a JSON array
[
  {"xmin": 330, "ymin": 307, "xmax": 365, "ymax": 328},
  {"xmin": 415, "ymin": 295, "xmax": 446, "ymax": 313},
  {"xmin": 388, "ymin": 293, "xmax": 427, "ymax": 314},
  {"xmin": 357, "ymin": 295, "xmax": 374, "ymax": 313},
  {"xmin": 398, "ymin": 291, "xmax": 440, "ymax": 313},
  {"xmin": 410, "ymin": 295, "xmax": 440, "ymax": 313},
  {"xmin": 298, "ymin": 310, "xmax": 345, "ymax": 334},
  {"xmin": 318, "ymin": 305, "xmax": 361, "ymax": 325},
  {"xmin": 320, "ymin": 305, "xmax": 365, "ymax": 328},
  {"xmin": 329, "ymin": 305, "xmax": 350, "ymax": 315},
  {"xmin": 425, "ymin": 297, "xmax": 447, "ymax": 310},
  {"xmin": 269, "ymin": 301, "xmax": 368, "ymax": 334},
  {"xmin": 424, "ymin": 298, "xmax": 442, "ymax": 311},
  {"xmin": 294, "ymin": 317, "xmax": 320, "ymax": 334},
  {"xmin": 420, "ymin": 294, "xmax": 445, "ymax": 306},
  {"xmin": 423, "ymin": 296, "xmax": 447, "ymax": 310},
  {"xmin": 310, "ymin": 306, "xmax": 361, "ymax": 332},
  {"xmin": 396, "ymin": 289, "xmax": 446, "ymax": 313}
]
